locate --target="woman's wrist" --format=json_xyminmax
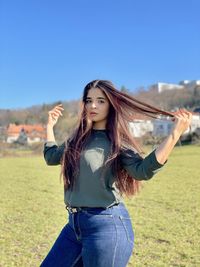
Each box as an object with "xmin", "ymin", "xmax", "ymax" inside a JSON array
[
  {"xmin": 46, "ymin": 124, "xmax": 56, "ymax": 142},
  {"xmin": 170, "ymin": 125, "xmax": 184, "ymax": 141},
  {"xmin": 47, "ymin": 123, "xmax": 54, "ymax": 129}
]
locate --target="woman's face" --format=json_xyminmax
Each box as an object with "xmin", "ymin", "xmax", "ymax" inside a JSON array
[{"xmin": 85, "ymin": 88, "xmax": 110, "ymax": 129}]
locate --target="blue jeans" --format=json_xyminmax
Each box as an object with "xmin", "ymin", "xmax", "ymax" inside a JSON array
[{"xmin": 40, "ymin": 202, "xmax": 134, "ymax": 267}]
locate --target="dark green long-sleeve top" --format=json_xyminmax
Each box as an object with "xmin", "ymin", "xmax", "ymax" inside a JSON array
[{"xmin": 44, "ymin": 129, "xmax": 165, "ymax": 208}]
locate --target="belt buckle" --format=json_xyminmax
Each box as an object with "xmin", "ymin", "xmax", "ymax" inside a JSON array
[
  {"xmin": 66, "ymin": 206, "xmax": 78, "ymax": 213},
  {"xmin": 71, "ymin": 207, "xmax": 78, "ymax": 213}
]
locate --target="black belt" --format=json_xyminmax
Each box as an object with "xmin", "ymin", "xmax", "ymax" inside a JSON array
[{"xmin": 66, "ymin": 203, "xmax": 119, "ymax": 214}]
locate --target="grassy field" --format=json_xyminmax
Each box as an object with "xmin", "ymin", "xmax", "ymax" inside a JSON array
[{"xmin": 0, "ymin": 145, "xmax": 200, "ymax": 267}]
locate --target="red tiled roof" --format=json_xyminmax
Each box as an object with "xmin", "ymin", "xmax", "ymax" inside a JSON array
[{"xmin": 7, "ymin": 124, "xmax": 46, "ymax": 139}]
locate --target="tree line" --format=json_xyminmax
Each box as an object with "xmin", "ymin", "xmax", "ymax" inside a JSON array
[{"xmin": 1, "ymin": 85, "xmax": 200, "ymax": 143}]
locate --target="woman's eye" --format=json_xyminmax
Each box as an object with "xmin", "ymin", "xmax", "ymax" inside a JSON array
[{"xmin": 85, "ymin": 99, "xmax": 105, "ymax": 104}]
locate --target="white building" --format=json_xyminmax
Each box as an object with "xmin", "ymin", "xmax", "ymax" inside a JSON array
[
  {"xmin": 152, "ymin": 119, "xmax": 173, "ymax": 137},
  {"xmin": 157, "ymin": 83, "xmax": 184, "ymax": 93},
  {"xmin": 129, "ymin": 120, "xmax": 153, "ymax": 137},
  {"xmin": 151, "ymin": 80, "xmax": 200, "ymax": 93},
  {"xmin": 128, "ymin": 112, "xmax": 200, "ymax": 139},
  {"xmin": 153, "ymin": 113, "xmax": 200, "ymax": 137}
]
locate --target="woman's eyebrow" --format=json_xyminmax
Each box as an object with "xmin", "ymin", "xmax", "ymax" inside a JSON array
[{"xmin": 86, "ymin": 96, "xmax": 106, "ymax": 100}]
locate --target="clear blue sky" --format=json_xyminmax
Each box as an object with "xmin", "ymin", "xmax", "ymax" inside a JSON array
[{"xmin": 0, "ymin": 0, "xmax": 200, "ymax": 109}]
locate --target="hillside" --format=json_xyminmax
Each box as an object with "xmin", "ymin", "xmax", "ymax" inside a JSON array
[
  {"xmin": 1, "ymin": 84, "xmax": 200, "ymax": 143},
  {"xmin": 134, "ymin": 85, "xmax": 200, "ymax": 110}
]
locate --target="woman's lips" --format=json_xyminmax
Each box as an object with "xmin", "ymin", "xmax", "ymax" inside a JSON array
[{"xmin": 90, "ymin": 112, "xmax": 98, "ymax": 115}]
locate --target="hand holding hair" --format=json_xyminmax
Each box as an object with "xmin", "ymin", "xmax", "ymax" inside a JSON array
[
  {"xmin": 171, "ymin": 109, "xmax": 193, "ymax": 136},
  {"xmin": 155, "ymin": 108, "xmax": 192, "ymax": 165}
]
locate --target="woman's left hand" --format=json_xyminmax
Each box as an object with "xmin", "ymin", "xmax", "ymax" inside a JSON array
[
  {"xmin": 155, "ymin": 109, "xmax": 193, "ymax": 165},
  {"xmin": 171, "ymin": 109, "xmax": 193, "ymax": 136}
]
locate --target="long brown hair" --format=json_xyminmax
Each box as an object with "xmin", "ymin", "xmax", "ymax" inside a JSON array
[{"xmin": 62, "ymin": 80, "xmax": 173, "ymax": 197}]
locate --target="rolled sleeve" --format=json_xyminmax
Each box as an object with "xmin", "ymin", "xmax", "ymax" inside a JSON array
[
  {"xmin": 43, "ymin": 141, "xmax": 65, "ymax": 165},
  {"xmin": 120, "ymin": 149, "xmax": 166, "ymax": 180}
]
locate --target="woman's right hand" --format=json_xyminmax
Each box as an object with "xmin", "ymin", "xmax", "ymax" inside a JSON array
[{"xmin": 47, "ymin": 104, "xmax": 64, "ymax": 128}]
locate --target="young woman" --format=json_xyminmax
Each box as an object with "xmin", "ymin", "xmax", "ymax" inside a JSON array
[{"xmin": 41, "ymin": 80, "xmax": 192, "ymax": 267}]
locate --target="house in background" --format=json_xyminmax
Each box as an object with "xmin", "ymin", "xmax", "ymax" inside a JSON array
[
  {"xmin": 6, "ymin": 124, "xmax": 46, "ymax": 144},
  {"xmin": 152, "ymin": 119, "xmax": 173, "ymax": 137},
  {"xmin": 152, "ymin": 113, "xmax": 200, "ymax": 139},
  {"xmin": 151, "ymin": 80, "xmax": 200, "ymax": 93},
  {"xmin": 128, "ymin": 111, "xmax": 200, "ymax": 142},
  {"xmin": 129, "ymin": 120, "xmax": 153, "ymax": 137},
  {"xmin": 129, "ymin": 113, "xmax": 153, "ymax": 137}
]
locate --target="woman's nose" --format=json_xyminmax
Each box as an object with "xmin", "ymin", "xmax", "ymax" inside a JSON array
[{"xmin": 91, "ymin": 102, "xmax": 97, "ymax": 108}]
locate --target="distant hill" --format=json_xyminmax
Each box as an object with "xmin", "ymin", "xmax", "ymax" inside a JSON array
[
  {"xmin": 1, "ymin": 85, "xmax": 200, "ymax": 143},
  {"xmin": 133, "ymin": 85, "xmax": 200, "ymax": 110},
  {"xmin": 0, "ymin": 100, "xmax": 80, "ymax": 142}
]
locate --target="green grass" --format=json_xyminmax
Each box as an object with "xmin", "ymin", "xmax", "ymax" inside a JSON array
[{"xmin": 0, "ymin": 146, "xmax": 200, "ymax": 267}]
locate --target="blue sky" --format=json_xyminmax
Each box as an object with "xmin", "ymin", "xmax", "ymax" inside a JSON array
[{"xmin": 0, "ymin": 0, "xmax": 200, "ymax": 109}]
